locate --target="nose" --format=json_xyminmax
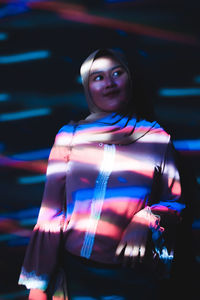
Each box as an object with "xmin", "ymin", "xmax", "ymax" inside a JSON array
[{"xmin": 105, "ymin": 75, "xmax": 116, "ymax": 88}]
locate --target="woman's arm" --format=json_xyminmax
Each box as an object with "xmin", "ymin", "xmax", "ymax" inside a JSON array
[
  {"xmin": 115, "ymin": 138, "xmax": 185, "ymax": 267},
  {"xmin": 18, "ymin": 125, "xmax": 75, "ymax": 292}
]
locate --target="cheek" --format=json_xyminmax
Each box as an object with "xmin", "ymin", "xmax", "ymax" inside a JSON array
[
  {"xmin": 120, "ymin": 79, "xmax": 130, "ymax": 96},
  {"xmin": 89, "ymin": 83, "xmax": 102, "ymax": 97}
]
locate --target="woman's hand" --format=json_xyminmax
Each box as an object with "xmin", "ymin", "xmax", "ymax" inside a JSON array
[
  {"xmin": 115, "ymin": 213, "xmax": 150, "ymax": 267},
  {"xmin": 29, "ymin": 289, "xmax": 47, "ymax": 300},
  {"xmin": 115, "ymin": 207, "xmax": 162, "ymax": 267}
]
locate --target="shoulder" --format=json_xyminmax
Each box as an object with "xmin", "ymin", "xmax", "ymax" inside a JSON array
[
  {"xmin": 135, "ymin": 119, "xmax": 171, "ymax": 143},
  {"xmin": 54, "ymin": 121, "xmax": 77, "ymax": 146}
]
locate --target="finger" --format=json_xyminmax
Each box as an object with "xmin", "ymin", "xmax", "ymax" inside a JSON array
[
  {"xmin": 139, "ymin": 245, "xmax": 146, "ymax": 262},
  {"xmin": 124, "ymin": 245, "xmax": 133, "ymax": 257},
  {"xmin": 115, "ymin": 243, "xmax": 125, "ymax": 256},
  {"xmin": 132, "ymin": 246, "xmax": 140, "ymax": 258},
  {"xmin": 122, "ymin": 245, "xmax": 133, "ymax": 266},
  {"xmin": 169, "ymin": 249, "xmax": 174, "ymax": 259},
  {"xmin": 130, "ymin": 246, "xmax": 140, "ymax": 268}
]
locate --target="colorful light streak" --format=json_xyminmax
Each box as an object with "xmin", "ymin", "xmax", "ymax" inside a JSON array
[
  {"xmin": 28, "ymin": 1, "xmax": 200, "ymax": 45},
  {"xmin": 0, "ymin": 107, "xmax": 51, "ymax": 121},
  {"xmin": 0, "ymin": 209, "xmax": 38, "ymax": 242},
  {"xmin": 0, "ymin": 32, "xmax": 8, "ymax": 40},
  {"xmin": 20, "ymin": 218, "xmax": 38, "ymax": 226},
  {"xmin": 192, "ymin": 218, "xmax": 200, "ymax": 229},
  {"xmin": 0, "ymin": 290, "xmax": 29, "ymax": 300},
  {"xmin": 0, "ymin": 50, "xmax": 50, "ymax": 64},
  {"xmin": 12, "ymin": 148, "xmax": 50, "ymax": 160},
  {"xmin": 76, "ymin": 75, "xmax": 82, "ymax": 85},
  {"xmin": 0, "ymin": 233, "xmax": 29, "ymax": 242},
  {"xmin": 158, "ymin": 88, "xmax": 200, "ymax": 97},
  {"xmin": 0, "ymin": 154, "xmax": 47, "ymax": 173},
  {"xmin": 194, "ymin": 75, "xmax": 200, "ymax": 84},
  {"xmin": 18, "ymin": 174, "xmax": 46, "ymax": 184},
  {"xmin": 0, "ymin": 142, "xmax": 5, "ymax": 151},
  {"xmin": 0, "ymin": 217, "xmax": 31, "ymax": 243},
  {"xmin": 0, "ymin": 207, "xmax": 39, "ymax": 220},
  {"xmin": 0, "ymin": 93, "xmax": 9, "ymax": 101},
  {"xmin": 0, "ymin": 1, "xmax": 28, "ymax": 18},
  {"xmin": 173, "ymin": 139, "xmax": 200, "ymax": 151}
]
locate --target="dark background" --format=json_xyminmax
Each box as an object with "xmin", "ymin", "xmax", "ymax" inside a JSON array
[{"xmin": 0, "ymin": 0, "xmax": 199, "ymax": 299}]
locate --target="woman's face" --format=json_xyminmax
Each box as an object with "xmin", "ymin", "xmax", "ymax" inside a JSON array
[{"xmin": 88, "ymin": 55, "xmax": 130, "ymax": 112}]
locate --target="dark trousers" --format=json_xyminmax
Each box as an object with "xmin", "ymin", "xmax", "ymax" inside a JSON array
[{"xmin": 63, "ymin": 252, "xmax": 159, "ymax": 300}]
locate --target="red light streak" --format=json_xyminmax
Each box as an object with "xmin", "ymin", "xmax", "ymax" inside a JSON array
[
  {"xmin": 0, "ymin": 154, "xmax": 47, "ymax": 173},
  {"xmin": 27, "ymin": 1, "xmax": 200, "ymax": 45}
]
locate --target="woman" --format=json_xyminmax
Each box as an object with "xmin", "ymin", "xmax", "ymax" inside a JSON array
[{"xmin": 18, "ymin": 48, "xmax": 185, "ymax": 300}]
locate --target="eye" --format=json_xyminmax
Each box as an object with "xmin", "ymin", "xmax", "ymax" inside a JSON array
[
  {"xmin": 112, "ymin": 69, "xmax": 123, "ymax": 77},
  {"xmin": 94, "ymin": 74, "xmax": 103, "ymax": 81}
]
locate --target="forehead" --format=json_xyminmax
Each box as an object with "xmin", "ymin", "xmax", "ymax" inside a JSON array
[{"xmin": 90, "ymin": 55, "xmax": 121, "ymax": 73}]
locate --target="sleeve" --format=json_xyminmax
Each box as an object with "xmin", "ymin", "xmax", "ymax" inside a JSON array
[
  {"xmin": 130, "ymin": 136, "xmax": 186, "ymax": 277},
  {"xmin": 18, "ymin": 124, "xmax": 75, "ymax": 291},
  {"xmin": 150, "ymin": 137, "xmax": 186, "ymax": 223},
  {"xmin": 131, "ymin": 136, "xmax": 185, "ymax": 229}
]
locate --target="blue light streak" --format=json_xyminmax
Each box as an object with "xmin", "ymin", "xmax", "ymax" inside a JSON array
[
  {"xmin": 173, "ymin": 139, "xmax": 200, "ymax": 151},
  {"xmin": 8, "ymin": 237, "xmax": 30, "ymax": 246},
  {"xmin": 0, "ymin": 2, "xmax": 28, "ymax": 19},
  {"xmin": 0, "ymin": 93, "xmax": 10, "ymax": 102},
  {"xmin": 76, "ymin": 75, "xmax": 82, "ymax": 84},
  {"xmin": 192, "ymin": 218, "xmax": 200, "ymax": 229},
  {"xmin": 0, "ymin": 207, "xmax": 39, "ymax": 220},
  {"xmin": 12, "ymin": 148, "xmax": 50, "ymax": 161},
  {"xmin": 0, "ymin": 142, "xmax": 5, "ymax": 152},
  {"xmin": 194, "ymin": 75, "xmax": 200, "ymax": 84},
  {"xmin": 0, "ymin": 32, "xmax": 8, "ymax": 40},
  {"xmin": 20, "ymin": 218, "xmax": 38, "ymax": 226},
  {"xmin": 18, "ymin": 174, "xmax": 46, "ymax": 184},
  {"xmin": 0, "ymin": 108, "xmax": 51, "ymax": 121},
  {"xmin": 0, "ymin": 234, "xmax": 19, "ymax": 242},
  {"xmin": 0, "ymin": 50, "xmax": 50, "ymax": 64},
  {"xmin": 158, "ymin": 88, "xmax": 200, "ymax": 97},
  {"xmin": 0, "ymin": 289, "xmax": 29, "ymax": 300}
]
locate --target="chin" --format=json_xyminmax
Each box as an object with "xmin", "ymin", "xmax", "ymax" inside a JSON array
[{"xmin": 108, "ymin": 103, "xmax": 127, "ymax": 112}]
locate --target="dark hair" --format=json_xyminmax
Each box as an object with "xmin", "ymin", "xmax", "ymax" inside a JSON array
[{"xmin": 126, "ymin": 67, "xmax": 155, "ymax": 122}]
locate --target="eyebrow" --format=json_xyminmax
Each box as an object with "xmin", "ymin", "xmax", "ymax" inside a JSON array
[{"xmin": 89, "ymin": 64, "xmax": 123, "ymax": 77}]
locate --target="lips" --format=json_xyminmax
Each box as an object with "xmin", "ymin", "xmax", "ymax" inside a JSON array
[{"xmin": 103, "ymin": 90, "xmax": 119, "ymax": 97}]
